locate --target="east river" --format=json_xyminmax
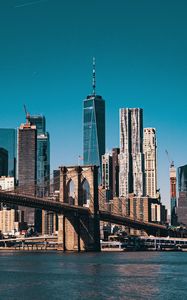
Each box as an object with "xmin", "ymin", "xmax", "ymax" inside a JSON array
[{"xmin": 0, "ymin": 251, "xmax": 187, "ymax": 299}]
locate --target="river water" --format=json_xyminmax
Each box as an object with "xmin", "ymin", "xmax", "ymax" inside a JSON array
[{"xmin": 0, "ymin": 251, "xmax": 187, "ymax": 299}]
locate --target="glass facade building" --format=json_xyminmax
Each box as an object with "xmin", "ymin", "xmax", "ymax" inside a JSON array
[
  {"xmin": 30, "ymin": 115, "xmax": 50, "ymax": 197},
  {"xmin": 178, "ymin": 165, "xmax": 187, "ymax": 192},
  {"xmin": 0, "ymin": 148, "xmax": 8, "ymax": 177},
  {"xmin": 30, "ymin": 115, "xmax": 46, "ymax": 135},
  {"xmin": 30, "ymin": 115, "xmax": 50, "ymax": 233},
  {"xmin": 0, "ymin": 129, "xmax": 17, "ymax": 177},
  {"xmin": 83, "ymin": 95, "xmax": 105, "ymax": 178}
]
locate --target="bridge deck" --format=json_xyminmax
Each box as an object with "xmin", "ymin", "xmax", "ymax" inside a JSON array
[{"xmin": 0, "ymin": 191, "xmax": 168, "ymax": 233}]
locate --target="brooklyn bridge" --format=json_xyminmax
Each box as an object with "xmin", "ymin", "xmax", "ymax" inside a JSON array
[{"xmin": 0, "ymin": 165, "xmax": 169, "ymax": 251}]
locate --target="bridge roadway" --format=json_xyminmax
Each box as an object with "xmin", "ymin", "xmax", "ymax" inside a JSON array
[{"xmin": 0, "ymin": 191, "xmax": 168, "ymax": 235}]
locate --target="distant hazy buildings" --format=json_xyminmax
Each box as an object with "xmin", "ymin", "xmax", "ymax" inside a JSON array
[
  {"xmin": 119, "ymin": 108, "xmax": 144, "ymax": 197},
  {"xmin": 143, "ymin": 128, "xmax": 157, "ymax": 198},
  {"xmin": 83, "ymin": 58, "xmax": 105, "ymax": 181},
  {"xmin": 0, "ymin": 129, "xmax": 17, "ymax": 178},
  {"xmin": 177, "ymin": 165, "xmax": 187, "ymax": 226}
]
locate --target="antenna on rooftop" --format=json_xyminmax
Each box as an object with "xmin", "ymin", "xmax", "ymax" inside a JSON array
[
  {"xmin": 24, "ymin": 104, "xmax": 30, "ymax": 124},
  {"xmin": 92, "ymin": 57, "xmax": 96, "ymax": 95}
]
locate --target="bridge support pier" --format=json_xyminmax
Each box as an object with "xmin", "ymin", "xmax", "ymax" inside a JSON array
[
  {"xmin": 58, "ymin": 212, "xmax": 100, "ymax": 251},
  {"xmin": 58, "ymin": 165, "xmax": 101, "ymax": 252}
]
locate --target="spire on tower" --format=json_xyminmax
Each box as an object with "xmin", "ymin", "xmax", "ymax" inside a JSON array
[{"xmin": 92, "ymin": 57, "xmax": 96, "ymax": 95}]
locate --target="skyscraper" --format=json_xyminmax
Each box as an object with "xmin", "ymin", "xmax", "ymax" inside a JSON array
[
  {"xmin": 143, "ymin": 128, "xmax": 157, "ymax": 198},
  {"xmin": 18, "ymin": 121, "xmax": 37, "ymax": 226},
  {"xmin": 119, "ymin": 108, "xmax": 145, "ymax": 197},
  {"xmin": 83, "ymin": 58, "xmax": 105, "ymax": 181},
  {"xmin": 0, "ymin": 129, "xmax": 17, "ymax": 178},
  {"xmin": 18, "ymin": 123, "xmax": 37, "ymax": 195},
  {"xmin": 29, "ymin": 114, "xmax": 50, "ymax": 233},
  {"xmin": 30, "ymin": 115, "xmax": 50, "ymax": 197},
  {"xmin": 177, "ymin": 165, "xmax": 187, "ymax": 226},
  {"xmin": 169, "ymin": 162, "xmax": 177, "ymax": 226}
]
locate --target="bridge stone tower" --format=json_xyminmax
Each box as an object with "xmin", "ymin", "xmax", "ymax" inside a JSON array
[{"xmin": 58, "ymin": 165, "xmax": 100, "ymax": 251}]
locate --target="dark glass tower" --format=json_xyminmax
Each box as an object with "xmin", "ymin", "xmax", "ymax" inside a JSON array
[
  {"xmin": 30, "ymin": 115, "xmax": 50, "ymax": 197},
  {"xmin": 83, "ymin": 58, "xmax": 105, "ymax": 180},
  {"xmin": 29, "ymin": 115, "xmax": 50, "ymax": 234},
  {"xmin": 0, "ymin": 148, "xmax": 8, "ymax": 176},
  {"xmin": 0, "ymin": 129, "xmax": 17, "ymax": 177}
]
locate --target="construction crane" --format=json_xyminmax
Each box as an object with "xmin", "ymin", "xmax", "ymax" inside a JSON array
[
  {"xmin": 165, "ymin": 150, "xmax": 174, "ymax": 168},
  {"xmin": 24, "ymin": 104, "xmax": 30, "ymax": 124}
]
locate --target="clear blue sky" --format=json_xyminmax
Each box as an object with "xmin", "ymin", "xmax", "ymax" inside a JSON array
[{"xmin": 1, "ymin": 0, "xmax": 187, "ymax": 210}]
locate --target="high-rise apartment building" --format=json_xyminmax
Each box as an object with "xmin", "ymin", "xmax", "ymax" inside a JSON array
[
  {"xmin": 143, "ymin": 128, "xmax": 157, "ymax": 198},
  {"xmin": 119, "ymin": 108, "xmax": 145, "ymax": 197},
  {"xmin": 83, "ymin": 58, "xmax": 105, "ymax": 181},
  {"xmin": 18, "ymin": 121, "xmax": 37, "ymax": 226},
  {"xmin": 0, "ymin": 129, "xmax": 17, "ymax": 178}
]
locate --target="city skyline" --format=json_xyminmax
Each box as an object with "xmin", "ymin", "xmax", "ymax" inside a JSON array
[{"xmin": 1, "ymin": 1, "xmax": 187, "ymax": 211}]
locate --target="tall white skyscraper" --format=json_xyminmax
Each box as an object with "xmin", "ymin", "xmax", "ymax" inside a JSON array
[
  {"xmin": 119, "ymin": 108, "xmax": 145, "ymax": 197},
  {"xmin": 143, "ymin": 128, "xmax": 157, "ymax": 198}
]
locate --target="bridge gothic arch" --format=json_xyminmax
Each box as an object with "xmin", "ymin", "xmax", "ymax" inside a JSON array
[
  {"xmin": 58, "ymin": 165, "xmax": 100, "ymax": 251},
  {"xmin": 66, "ymin": 179, "xmax": 75, "ymax": 205},
  {"xmin": 81, "ymin": 178, "xmax": 90, "ymax": 207}
]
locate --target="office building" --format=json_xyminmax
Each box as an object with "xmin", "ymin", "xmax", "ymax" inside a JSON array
[
  {"xmin": 0, "ymin": 148, "xmax": 8, "ymax": 177},
  {"xmin": 0, "ymin": 129, "xmax": 17, "ymax": 178},
  {"xmin": 29, "ymin": 114, "xmax": 50, "ymax": 233},
  {"xmin": 18, "ymin": 122, "xmax": 37, "ymax": 195},
  {"xmin": 30, "ymin": 115, "xmax": 50, "ymax": 197},
  {"xmin": 18, "ymin": 121, "xmax": 37, "ymax": 226},
  {"xmin": 112, "ymin": 148, "xmax": 120, "ymax": 198},
  {"xmin": 102, "ymin": 153, "xmax": 113, "ymax": 201},
  {"xmin": 119, "ymin": 108, "xmax": 145, "ymax": 197},
  {"xmin": 169, "ymin": 162, "xmax": 177, "ymax": 226},
  {"xmin": 143, "ymin": 128, "xmax": 157, "ymax": 198},
  {"xmin": 30, "ymin": 115, "xmax": 46, "ymax": 135},
  {"xmin": 177, "ymin": 165, "xmax": 187, "ymax": 226},
  {"xmin": 83, "ymin": 58, "xmax": 105, "ymax": 181},
  {"xmin": 101, "ymin": 148, "xmax": 120, "ymax": 201}
]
